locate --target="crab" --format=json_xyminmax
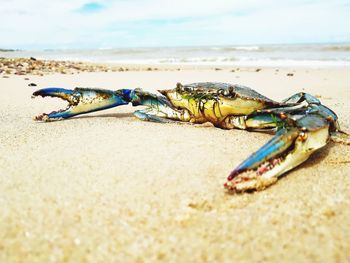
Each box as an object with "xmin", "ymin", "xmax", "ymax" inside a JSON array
[{"xmin": 32, "ymin": 82, "xmax": 349, "ymax": 192}]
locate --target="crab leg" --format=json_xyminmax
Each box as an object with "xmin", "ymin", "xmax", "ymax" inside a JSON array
[
  {"xmin": 282, "ymin": 92, "xmax": 321, "ymax": 104},
  {"xmin": 32, "ymin": 88, "xmax": 130, "ymax": 121},
  {"xmin": 224, "ymin": 113, "xmax": 282, "ymax": 130}
]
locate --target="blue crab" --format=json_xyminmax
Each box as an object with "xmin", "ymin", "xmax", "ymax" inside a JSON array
[{"xmin": 32, "ymin": 82, "xmax": 349, "ymax": 192}]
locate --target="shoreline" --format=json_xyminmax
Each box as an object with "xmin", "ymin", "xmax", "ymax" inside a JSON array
[
  {"xmin": 1, "ymin": 42, "xmax": 350, "ymax": 69},
  {"xmin": 1, "ymin": 56, "xmax": 350, "ymax": 76},
  {"xmin": 2, "ymin": 57, "xmax": 350, "ymax": 78}
]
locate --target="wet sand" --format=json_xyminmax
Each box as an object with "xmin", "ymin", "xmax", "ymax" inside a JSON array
[{"xmin": 1, "ymin": 66, "xmax": 350, "ymax": 262}]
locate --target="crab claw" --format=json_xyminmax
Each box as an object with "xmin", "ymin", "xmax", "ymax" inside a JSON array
[
  {"xmin": 225, "ymin": 114, "xmax": 330, "ymax": 192},
  {"xmin": 32, "ymin": 88, "xmax": 130, "ymax": 121}
]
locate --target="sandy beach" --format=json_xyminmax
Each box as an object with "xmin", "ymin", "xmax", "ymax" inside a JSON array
[{"xmin": 1, "ymin": 63, "xmax": 350, "ymax": 262}]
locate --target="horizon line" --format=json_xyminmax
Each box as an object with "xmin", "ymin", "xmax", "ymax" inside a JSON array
[{"xmin": 1, "ymin": 41, "xmax": 350, "ymax": 52}]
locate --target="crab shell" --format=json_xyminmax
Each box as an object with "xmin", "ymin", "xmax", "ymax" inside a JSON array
[{"xmin": 158, "ymin": 82, "xmax": 286, "ymax": 125}]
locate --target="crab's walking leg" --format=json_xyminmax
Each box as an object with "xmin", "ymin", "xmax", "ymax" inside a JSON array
[
  {"xmin": 330, "ymin": 131, "xmax": 350, "ymax": 145},
  {"xmin": 223, "ymin": 113, "xmax": 282, "ymax": 131},
  {"xmin": 282, "ymin": 92, "xmax": 321, "ymax": 104},
  {"xmin": 32, "ymin": 88, "xmax": 130, "ymax": 121},
  {"xmin": 134, "ymin": 109, "xmax": 178, "ymax": 123}
]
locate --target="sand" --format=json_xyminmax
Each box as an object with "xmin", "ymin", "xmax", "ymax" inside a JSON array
[{"xmin": 1, "ymin": 66, "xmax": 350, "ymax": 262}]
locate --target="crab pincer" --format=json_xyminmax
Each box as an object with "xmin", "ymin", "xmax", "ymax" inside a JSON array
[
  {"xmin": 32, "ymin": 87, "xmax": 131, "ymax": 121},
  {"xmin": 225, "ymin": 114, "xmax": 330, "ymax": 192}
]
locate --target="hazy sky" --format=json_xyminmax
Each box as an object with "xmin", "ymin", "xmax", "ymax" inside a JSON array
[{"xmin": 1, "ymin": 0, "xmax": 350, "ymax": 49}]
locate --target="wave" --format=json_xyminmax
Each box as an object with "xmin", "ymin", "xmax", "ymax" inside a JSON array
[
  {"xmin": 211, "ymin": 46, "xmax": 260, "ymax": 51},
  {"xmin": 2, "ymin": 43, "xmax": 350, "ymax": 67},
  {"xmin": 0, "ymin": 48, "xmax": 18, "ymax": 52},
  {"xmin": 321, "ymin": 45, "xmax": 350, "ymax": 52},
  {"xmin": 159, "ymin": 57, "xmax": 238, "ymax": 63},
  {"xmin": 106, "ymin": 57, "xmax": 350, "ymax": 67},
  {"xmin": 159, "ymin": 59, "xmax": 350, "ymax": 67}
]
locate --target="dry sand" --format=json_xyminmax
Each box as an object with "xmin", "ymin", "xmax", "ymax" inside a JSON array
[{"xmin": 1, "ymin": 66, "xmax": 350, "ymax": 262}]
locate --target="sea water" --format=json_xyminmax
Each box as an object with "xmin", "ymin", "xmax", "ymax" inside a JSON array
[{"xmin": 1, "ymin": 43, "xmax": 350, "ymax": 67}]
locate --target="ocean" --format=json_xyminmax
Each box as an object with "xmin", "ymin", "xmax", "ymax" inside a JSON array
[{"xmin": 1, "ymin": 43, "xmax": 350, "ymax": 67}]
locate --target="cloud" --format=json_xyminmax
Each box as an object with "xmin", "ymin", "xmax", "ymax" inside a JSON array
[{"xmin": 0, "ymin": 0, "xmax": 349, "ymax": 49}]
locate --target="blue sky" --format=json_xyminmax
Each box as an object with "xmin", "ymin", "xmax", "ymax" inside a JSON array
[{"xmin": 1, "ymin": 0, "xmax": 350, "ymax": 49}]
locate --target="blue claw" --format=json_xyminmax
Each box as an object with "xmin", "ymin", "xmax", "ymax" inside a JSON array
[
  {"xmin": 225, "ymin": 114, "xmax": 330, "ymax": 192},
  {"xmin": 32, "ymin": 87, "xmax": 76, "ymax": 98},
  {"xmin": 32, "ymin": 87, "xmax": 131, "ymax": 121},
  {"xmin": 227, "ymin": 128, "xmax": 299, "ymax": 180}
]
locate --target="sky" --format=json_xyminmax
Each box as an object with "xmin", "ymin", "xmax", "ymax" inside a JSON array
[{"xmin": 1, "ymin": 0, "xmax": 350, "ymax": 49}]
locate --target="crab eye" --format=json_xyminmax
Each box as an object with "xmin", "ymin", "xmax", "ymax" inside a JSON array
[
  {"xmin": 228, "ymin": 86, "xmax": 236, "ymax": 97},
  {"xmin": 183, "ymin": 86, "xmax": 193, "ymax": 92},
  {"xmin": 176, "ymin": 82, "xmax": 183, "ymax": 91},
  {"xmin": 218, "ymin": 89, "xmax": 230, "ymax": 96}
]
